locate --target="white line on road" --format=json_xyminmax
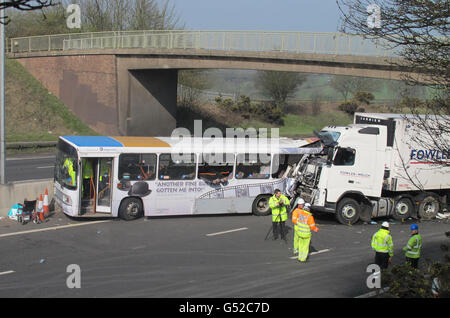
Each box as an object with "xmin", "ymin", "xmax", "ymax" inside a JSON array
[
  {"xmin": 206, "ymin": 227, "xmax": 248, "ymax": 237},
  {"xmin": 37, "ymin": 166, "xmax": 55, "ymax": 169},
  {"xmin": 0, "ymin": 221, "xmax": 110, "ymax": 239},
  {"xmin": 6, "ymin": 156, "xmax": 55, "ymax": 161},
  {"xmin": 290, "ymin": 248, "xmax": 331, "ymax": 259},
  {"xmin": 0, "ymin": 270, "xmax": 15, "ymax": 276}
]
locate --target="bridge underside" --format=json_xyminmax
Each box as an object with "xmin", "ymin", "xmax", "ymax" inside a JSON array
[{"xmin": 15, "ymin": 49, "xmax": 412, "ymax": 136}]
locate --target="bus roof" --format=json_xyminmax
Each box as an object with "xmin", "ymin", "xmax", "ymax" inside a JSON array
[{"xmin": 60, "ymin": 136, "xmax": 321, "ymax": 154}]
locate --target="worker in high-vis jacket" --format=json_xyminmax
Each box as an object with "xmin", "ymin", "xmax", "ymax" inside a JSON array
[
  {"xmin": 371, "ymin": 221, "xmax": 394, "ymax": 269},
  {"xmin": 403, "ymin": 224, "xmax": 422, "ymax": 269},
  {"xmin": 63, "ymin": 157, "xmax": 76, "ymax": 186},
  {"xmin": 291, "ymin": 198, "xmax": 305, "ymax": 255},
  {"xmin": 269, "ymin": 189, "xmax": 290, "ymax": 241},
  {"xmin": 293, "ymin": 202, "xmax": 319, "ymax": 262},
  {"xmin": 82, "ymin": 158, "xmax": 94, "ymax": 199}
]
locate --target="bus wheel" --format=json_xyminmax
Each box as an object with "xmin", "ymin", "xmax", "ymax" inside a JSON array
[
  {"xmin": 392, "ymin": 197, "xmax": 413, "ymax": 221},
  {"xmin": 252, "ymin": 195, "xmax": 271, "ymax": 216},
  {"xmin": 336, "ymin": 198, "xmax": 360, "ymax": 225},
  {"xmin": 417, "ymin": 193, "xmax": 440, "ymax": 220},
  {"xmin": 119, "ymin": 198, "xmax": 143, "ymax": 221}
]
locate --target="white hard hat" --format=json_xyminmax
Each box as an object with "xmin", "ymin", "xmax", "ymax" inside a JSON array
[
  {"xmin": 304, "ymin": 203, "xmax": 311, "ymax": 210},
  {"xmin": 297, "ymin": 198, "xmax": 305, "ymax": 205},
  {"xmin": 382, "ymin": 221, "xmax": 390, "ymax": 228}
]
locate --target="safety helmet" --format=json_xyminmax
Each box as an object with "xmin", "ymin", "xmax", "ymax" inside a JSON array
[
  {"xmin": 410, "ymin": 224, "xmax": 419, "ymax": 231},
  {"xmin": 297, "ymin": 198, "xmax": 305, "ymax": 206},
  {"xmin": 381, "ymin": 221, "xmax": 390, "ymax": 228},
  {"xmin": 304, "ymin": 203, "xmax": 311, "ymax": 210}
]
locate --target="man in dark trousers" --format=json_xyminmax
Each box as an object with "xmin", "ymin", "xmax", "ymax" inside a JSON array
[
  {"xmin": 268, "ymin": 189, "xmax": 290, "ymax": 241},
  {"xmin": 403, "ymin": 224, "xmax": 422, "ymax": 269},
  {"xmin": 371, "ymin": 221, "xmax": 394, "ymax": 269}
]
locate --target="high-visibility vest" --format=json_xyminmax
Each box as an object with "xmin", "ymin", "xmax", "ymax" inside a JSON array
[
  {"xmin": 63, "ymin": 158, "xmax": 76, "ymax": 186},
  {"xmin": 292, "ymin": 208, "xmax": 318, "ymax": 237},
  {"xmin": 82, "ymin": 159, "xmax": 93, "ymax": 179},
  {"xmin": 269, "ymin": 194, "xmax": 289, "ymax": 222},
  {"xmin": 403, "ymin": 234, "xmax": 422, "ymax": 259},
  {"xmin": 371, "ymin": 229, "xmax": 394, "ymax": 257}
]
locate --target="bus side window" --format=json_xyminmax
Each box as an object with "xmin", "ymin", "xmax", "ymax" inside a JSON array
[
  {"xmin": 119, "ymin": 154, "xmax": 157, "ymax": 180},
  {"xmin": 198, "ymin": 154, "xmax": 234, "ymax": 184},
  {"xmin": 159, "ymin": 154, "xmax": 196, "ymax": 180},
  {"xmin": 236, "ymin": 154, "xmax": 271, "ymax": 179}
]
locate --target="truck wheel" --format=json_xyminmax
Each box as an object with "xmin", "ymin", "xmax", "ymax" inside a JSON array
[
  {"xmin": 417, "ymin": 193, "xmax": 440, "ymax": 220},
  {"xmin": 119, "ymin": 198, "xmax": 143, "ymax": 221},
  {"xmin": 392, "ymin": 197, "xmax": 413, "ymax": 220},
  {"xmin": 336, "ymin": 198, "xmax": 360, "ymax": 225},
  {"xmin": 252, "ymin": 195, "xmax": 271, "ymax": 216}
]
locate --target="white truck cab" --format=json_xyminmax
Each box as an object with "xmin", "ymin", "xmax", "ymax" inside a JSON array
[{"xmin": 291, "ymin": 113, "xmax": 450, "ymax": 225}]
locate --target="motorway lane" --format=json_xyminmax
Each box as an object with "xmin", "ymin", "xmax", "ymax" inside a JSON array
[
  {"xmin": 5, "ymin": 154, "xmax": 56, "ymax": 182},
  {"xmin": 0, "ymin": 211, "xmax": 448, "ymax": 298}
]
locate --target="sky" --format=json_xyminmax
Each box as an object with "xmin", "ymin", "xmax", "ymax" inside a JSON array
[{"xmin": 169, "ymin": 0, "xmax": 343, "ymax": 32}]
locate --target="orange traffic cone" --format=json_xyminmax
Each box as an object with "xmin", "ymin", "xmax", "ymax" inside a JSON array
[
  {"xmin": 37, "ymin": 194, "xmax": 45, "ymax": 222},
  {"xmin": 43, "ymin": 188, "xmax": 50, "ymax": 217}
]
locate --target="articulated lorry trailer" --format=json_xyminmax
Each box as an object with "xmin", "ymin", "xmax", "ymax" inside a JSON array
[{"xmin": 290, "ymin": 113, "xmax": 450, "ymax": 225}]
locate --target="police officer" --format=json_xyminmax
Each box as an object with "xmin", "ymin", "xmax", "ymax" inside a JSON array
[
  {"xmin": 403, "ymin": 224, "xmax": 422, "ymax": 269},
  {"xmin": 269, "ymin": 189, "xmax": 290, "ymax": 241},
  {"xmin": 371, "ymin": 221, "xmax": 394, "ymax": 269}
]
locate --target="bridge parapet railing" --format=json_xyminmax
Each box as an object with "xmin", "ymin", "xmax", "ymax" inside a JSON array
[{"xmin": 10, "ymin": 30, "xmax": 399, "ymax": 58}]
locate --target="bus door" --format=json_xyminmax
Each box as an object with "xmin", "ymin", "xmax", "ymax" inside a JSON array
[{"xmin": 96, "ymin": 158, "xmax": 113, "ymax": 213}]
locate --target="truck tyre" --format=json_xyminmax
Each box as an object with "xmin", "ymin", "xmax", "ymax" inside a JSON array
[
  {"xmin": 336, "ymin": 198, "xmax": 360, "ymax": 225},
  {"xmin": 252, "ymin": 195, "xmax": 272, "ymax": 216},
  {"xmin": 392, "ymin": 197, "xmax": 413, "ymax": 221},
  {"xmin": 417, "ymin": 193, "xmax": 440, "ymax": 220},
  {"xmin": 119, "ymin": 198, "xmax": 143, "ymax": 221}
]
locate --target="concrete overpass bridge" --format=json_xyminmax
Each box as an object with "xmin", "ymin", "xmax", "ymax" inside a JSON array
[{"xmin": 9, "ymin": 30, "xmax": 406, "ymax": 136}]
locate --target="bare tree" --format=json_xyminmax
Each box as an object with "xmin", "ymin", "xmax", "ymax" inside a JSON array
[
  {"xmin": 1, "ymin": 0, "xmax": 55, "ymax": 23},
  {"xmin": 255, "ymin": 71, "xmax": 307, "ymax": 107},
  {"xmin": 336, "ymin": 0, "xmax": 449, "ymax": 167}
]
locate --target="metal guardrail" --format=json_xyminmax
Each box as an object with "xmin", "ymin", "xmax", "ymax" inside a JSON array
[
  {"xmin": 6, "ymin": 141, "xmax": 57, "ymax": 149},
  {"xmin": 10, "ymin": 30, "xmax": 399, "ymax": 58}
]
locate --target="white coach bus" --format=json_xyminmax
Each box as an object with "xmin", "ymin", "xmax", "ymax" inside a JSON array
[{"xmin": 53, "ymin": 136, "xmax": 320, "ymax": 220}]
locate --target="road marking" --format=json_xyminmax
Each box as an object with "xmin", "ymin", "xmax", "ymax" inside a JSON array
[
  {"xmin": 0, "ymin": 270, "xmax": 15, "ymax": 276},
  {"xmin": 37, "ymin": 166, "xmax": 54, "ymax": 169},
  {"xmin": 355, "ymin": 287, "xmax": 389, "ymax": 298},
  {"xmin": 290, "ymin": 248, "xmax": 331, "ymax": 259},
  {"xmin": 206, "ymin": 227, "xmax": 248, "ymax": 237},
  {"xmin": 0, "ymin": 221, "xmax": 110, "ymax": 239}
]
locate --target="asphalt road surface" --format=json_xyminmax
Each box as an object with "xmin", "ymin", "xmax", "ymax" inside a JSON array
[
  {"xmin": 5, "ymin": 153, "xmax": 56, "ymax": 182},
  {"xmin": 0, "ymin": 209, "xmax": 448, "ymax": 298}
]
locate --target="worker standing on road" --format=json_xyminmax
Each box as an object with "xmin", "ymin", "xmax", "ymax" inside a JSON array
[
  {"xmin": 269, "ymin": 189, "xmax": 290, "ymax": 241},
  {"xmin": 371, "ymin": 221, "xmax": 394, "ymax": 269},
  {"xmin": 294, "ymin": 202, "xmax": 319, "ymax": 262},
  {"xmin": 402, "ymin": 224, "xmax": 422, "ymax": 269},
  {"xmin": 291, "ymin": 198, "xmax": 305, "ymax": 255}
]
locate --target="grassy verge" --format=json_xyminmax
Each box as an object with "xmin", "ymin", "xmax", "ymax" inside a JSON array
[{"xmin": 5, "ymin": 58, "xmax": 97, "ymax": 143}]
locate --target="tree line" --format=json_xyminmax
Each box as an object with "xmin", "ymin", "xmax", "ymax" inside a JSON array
[{"xmin": 5, "ymin": 0, "xmax": 183, "ymax": 38}]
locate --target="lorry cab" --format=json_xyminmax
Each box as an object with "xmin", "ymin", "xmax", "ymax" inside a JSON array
[{"xmin": 293, "ymin": 124, "xmax": 388, "ymax": 224}]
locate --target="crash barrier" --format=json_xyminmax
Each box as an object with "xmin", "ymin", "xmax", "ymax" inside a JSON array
[
  {"xmin": 0, "ymin": 179, "xmax": 53, "ymax": 217},
  {"xmin": 6, "ymin": 141, "xmax": 57, "ymax": 150}
]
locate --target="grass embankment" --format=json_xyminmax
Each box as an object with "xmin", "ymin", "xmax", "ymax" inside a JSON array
[
  {"xmin": 178, "ymin": 100, "xmax": 353, "ymax": 138},
  {"xmin": 5, "ymin": 58, "xmax": 97, "ymax": 144}
]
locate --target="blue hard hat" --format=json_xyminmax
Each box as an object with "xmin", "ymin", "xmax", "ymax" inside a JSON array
[{"xmin": 410, "ymin": 224, "xmax": 419, "ymax": 231}]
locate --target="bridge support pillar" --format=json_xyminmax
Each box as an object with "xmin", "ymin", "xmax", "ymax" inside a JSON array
[{"xmin": 121, "ymin": 69, "xmax": 178, "ymax": 137}]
